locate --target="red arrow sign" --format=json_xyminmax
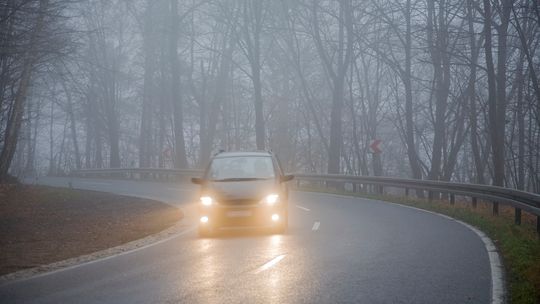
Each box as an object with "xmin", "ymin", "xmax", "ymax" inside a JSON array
[{"xmin": 370, "ymin": 139, "xmax": 382, "ymax": 154}]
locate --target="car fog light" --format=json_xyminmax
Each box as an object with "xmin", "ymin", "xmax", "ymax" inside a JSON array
[
  {"xmin": 200, "ymin": 216, "xmax": 209, "ymax": 223},
  {"xmin": 271, "ymin": 214, "xmax": 280, "ymax": 221}
]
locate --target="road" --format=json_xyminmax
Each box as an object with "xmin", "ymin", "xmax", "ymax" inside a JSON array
[{"xmin": 0, "ymin": 177, "xmax": 492, "ymax": 303}]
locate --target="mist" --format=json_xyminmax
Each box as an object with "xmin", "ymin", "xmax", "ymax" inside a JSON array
[{"xmin": 1, "ymin": 0, "xmax": 539, "ymax": 192}]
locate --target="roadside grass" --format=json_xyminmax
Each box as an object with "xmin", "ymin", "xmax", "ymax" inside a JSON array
[{"xmin": 297, "ymin": 186, "xmax": 540, "ymax": 304}]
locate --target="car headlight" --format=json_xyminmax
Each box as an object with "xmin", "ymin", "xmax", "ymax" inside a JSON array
[
  {"xmin": 200, "ymin": 196, "xmax": 213, "ymax": 206},
  {"xmin": 264, "ymin": 194, "xmax": 279, "ymax": 205}
]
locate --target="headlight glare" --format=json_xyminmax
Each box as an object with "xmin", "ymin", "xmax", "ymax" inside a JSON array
[
  {"xmin": 265, "ymin": 194, "xmax": 279, "ymax": 205},
  {"xmin": 200, "ymin": 196, "xmax": 213, "ymax": 206}
]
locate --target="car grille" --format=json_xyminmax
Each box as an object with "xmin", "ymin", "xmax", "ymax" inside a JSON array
[{"xmin": 219, "ymin": 199, "xmax": 258, "ymax": 206}]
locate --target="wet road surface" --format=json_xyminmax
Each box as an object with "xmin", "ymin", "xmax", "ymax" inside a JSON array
[{"xmin": 0, "ymin": 177, "xmax": 491, "ymax": 303}]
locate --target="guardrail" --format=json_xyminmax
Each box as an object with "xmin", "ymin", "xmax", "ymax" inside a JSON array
[
  {"xmin": 294, "ymin": 174, "xmax": 540, "ymax": 232},
  {"xmin": 71, "ymin": 168, "xmax": 202, "ymax": 181},
  {"xmin": 70, "ymin": 168, "xmax": 540, "ymax": 232}
]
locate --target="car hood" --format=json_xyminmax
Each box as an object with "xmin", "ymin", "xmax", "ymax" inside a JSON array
[{"xmin": 204, "ymin": 179, "xmax": 277, "ymax": 202}]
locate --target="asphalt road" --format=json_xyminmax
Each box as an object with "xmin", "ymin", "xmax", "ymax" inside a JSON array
[{"xmin": 0, "ymin": 177, "xmax": 492, "ymax": 303}]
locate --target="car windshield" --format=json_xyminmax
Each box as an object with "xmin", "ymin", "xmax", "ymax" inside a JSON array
[{"xmin": 208, "ymin": 156, "xmax": 275, "ymax": 181}]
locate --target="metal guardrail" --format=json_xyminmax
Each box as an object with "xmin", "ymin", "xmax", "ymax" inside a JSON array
[
  {"xmin": 294, "ymin": 174, "xmax": 540, "ymax": 231},
  {"xmin": 71, "ymin": 168, "xmax": 540, "ymax": 232},
  {"xmin": 71, "ymin": 168, "xmax": 202, "ymax": 181}
]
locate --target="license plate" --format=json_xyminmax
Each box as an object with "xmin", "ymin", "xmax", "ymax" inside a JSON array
[{"xmin": 227, "ymin": 210, "xmax": 252, "ymax": 217}]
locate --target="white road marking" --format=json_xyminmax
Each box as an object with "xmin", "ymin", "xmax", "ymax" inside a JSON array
[
  {"xmin": 312, "ymin": 221, "xmax": 320, "ymax": 231},
  {"xmin": 253, "ymin": 254, "xmax": 286, "ymax": 274},
  {"xmin": 457, "ymin": 221, "xmax": 505, "ymax": 304},
  {"xmin": 295, "ymin": 205, "xmax": 310, "ymax": 211}
]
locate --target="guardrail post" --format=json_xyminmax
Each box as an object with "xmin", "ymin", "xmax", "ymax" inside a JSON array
[
  {"xmin": 450, "ymin": 194, "xmax": 455, "ymax": 205},
  {"xmin": 472, "ymin": 197, "xmax": 477, "ymax": 209},
  {"xmin": 537, "ymin": 216, "xmax": 540, "ymax": 234},
  {"xmin": 514, "ymin": 208, "xmax": 521, "ymax": 225},
  {"xmin": 493, "ymin": 202, "xmax": 499, "ymax": 216},
  {"xmin": 405, "ymin": 188, "xmax": 409, "ymax": 197},
  {"xmin": 428, "ymin": 191, "xmax": 433, "ymax": 203}
]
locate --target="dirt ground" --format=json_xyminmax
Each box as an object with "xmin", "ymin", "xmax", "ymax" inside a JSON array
[{"xmin": 0, "ymin": 184, "xmax": 182, "ymax": 276}]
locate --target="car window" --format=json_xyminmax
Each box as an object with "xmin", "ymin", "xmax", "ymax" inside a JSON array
[{"xmin": 208, "ymin": 156, "xmax": 275, "ymax": 180}]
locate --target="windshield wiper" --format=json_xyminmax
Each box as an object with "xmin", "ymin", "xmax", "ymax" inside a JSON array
[{"xmin": 212, "ymin": 177, "xmax": 270, "ymax": 182}]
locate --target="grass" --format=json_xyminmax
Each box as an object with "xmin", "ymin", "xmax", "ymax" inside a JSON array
[{"xmin": 297, "ymin": 186, "xmax": 540, "ymax": 304}]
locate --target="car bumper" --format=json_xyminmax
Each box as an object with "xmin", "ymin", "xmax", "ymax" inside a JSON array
[{"xmin": 199, "ymin": 204, "xmax": 286, "ymax": 228}]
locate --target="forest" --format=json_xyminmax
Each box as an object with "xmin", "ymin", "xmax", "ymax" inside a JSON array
[{"xmin": 0, "ymin": 0, "xmax": 539, "ymax": 192}]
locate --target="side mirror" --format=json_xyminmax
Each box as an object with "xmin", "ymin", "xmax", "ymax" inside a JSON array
[
  {"xmin": 191, "ymin": 177, "xmax": 203, "ymax": 184},
  {"xmin": 280, "ymin": 174, "xmax": 294, "ymax": 183}
]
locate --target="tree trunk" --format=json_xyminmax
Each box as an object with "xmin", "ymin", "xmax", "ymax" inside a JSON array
[
  {"xmin": 199, "ymin": 32, "xmax": 234, "ymax": 164},
  {"xmin": 516, "ymin": 53, "xmax": 525, "ymax": 190},
  {"xmin": 311, "ymin": 0, "xmax": 353, "ymax": 175},
  {"xmin": 0, "ymin": 0, "xmax": 48, "ymax": 182},
  {"xmin": 483, "ymin": 0, "xmax": 511, "ymax": 187},
  {"xmin": 242, "ymin": 0, "xmax": 265, "ymax": 150},
  {"xmin": 467, "ymin": 0, "xmax": 484, "ymax": 184},
  {"xmin": 426, "ymin": 0, "xmax": 450, "ymax": 181},
  {"xmin": 483, "ymin": 0, "xmax": 501, "ymax": 186},
  {"xmin": 252, "ymin": 58, "xmax": 265, "ymax": 150},
  {"xmin": 139, "ymin": 0, "xmax": 156, "ymax": 168},
  {"xmin": 60, "ymin": 77, "xmax": 81, "ymax": 170},
  {"xmin": 108, "ymin": 115, "xmax": 121, "ymax": 168},
  {"xmin": 403, "ymin": 0, "xmax": 423, "ymax": 181},
  {"xmin": 48, "ymin": 101, "xmax": 55, "ymax": 175},
  {"xmin": 170, "ymin": 0, "xmax": 187, "ymax": 168}
]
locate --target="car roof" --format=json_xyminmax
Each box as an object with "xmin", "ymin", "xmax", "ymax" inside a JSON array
[{"xmin": 213, "ymin": 151, "xmax": 272, "ymax": 158}]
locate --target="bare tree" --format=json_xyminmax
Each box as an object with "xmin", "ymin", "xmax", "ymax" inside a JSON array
[
  {"xmin": 237, "ymin": 0, "xmax": 266, "ymax": 150},
  {"xmin": 0, "ymin": 0, "xmax": 49, "ymax": 181},
  {"xmin": 311, "ymin": 0, "xmax": 354, "ymax": 174}
]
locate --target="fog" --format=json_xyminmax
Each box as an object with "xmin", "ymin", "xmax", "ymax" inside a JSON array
[{"xmin": 1, "ymin": 0, "xmax": 539, "ymax": 192}]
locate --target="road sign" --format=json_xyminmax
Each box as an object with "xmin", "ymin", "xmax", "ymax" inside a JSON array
[{"xmin": 369, "ymin": 139, "xmax": 382, "ymax": 154}]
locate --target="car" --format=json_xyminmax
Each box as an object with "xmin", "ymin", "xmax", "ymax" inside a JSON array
[{"xmin": 191, "ymin": 151, "xmax": 294, "ymax": 237}]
